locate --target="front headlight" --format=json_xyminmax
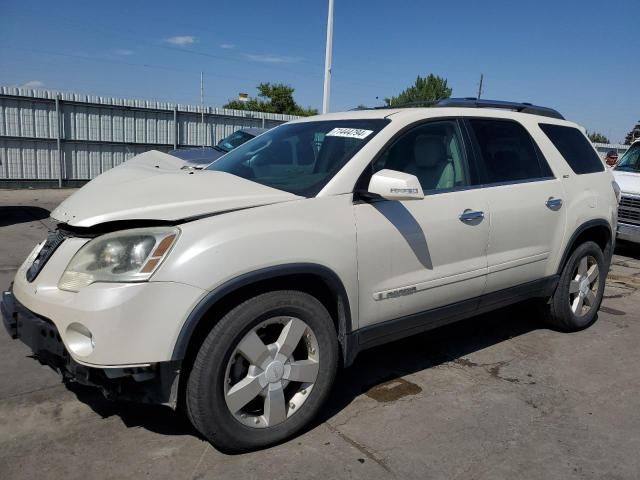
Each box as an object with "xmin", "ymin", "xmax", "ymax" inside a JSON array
[{"xmin": 58, "ymin": 227, "xmax": 179, "ymax": 292}]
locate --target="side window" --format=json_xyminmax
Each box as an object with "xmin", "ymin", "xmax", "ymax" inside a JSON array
[
  {"xmin": 372, "ymin": 120, "xmax": 470, "ymax": 192},
  {"xmin": 468, "ymin": 118, "xmax": 551, "ymax": 184},
  {"xmin": 539, "ymin": 123, "xmax": 604, "ymax": 174}
]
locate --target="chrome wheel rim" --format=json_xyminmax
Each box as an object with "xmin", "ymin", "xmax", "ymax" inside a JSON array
[
  {"xmin": 224, "ymin": 316, "xmax": 320, "ymax": 429},
  {"xmin": 569, "ymin": 255, "xmax": 599, "ymax": 317}
]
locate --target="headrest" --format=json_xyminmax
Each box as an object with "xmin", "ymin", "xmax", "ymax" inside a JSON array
[{"xmin": 414, "ymin": 135, "xmax": 447, "ymax": 168}]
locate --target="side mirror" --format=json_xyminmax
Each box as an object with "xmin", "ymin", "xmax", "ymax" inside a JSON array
[{"xmin": 367, "ymin": 169, "xmax": 424, "ymax": 201}]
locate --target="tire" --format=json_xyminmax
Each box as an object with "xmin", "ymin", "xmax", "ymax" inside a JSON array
[
  {"xmin": 540, "ymin": 241, "xmax": 607, "ymax": 332},
  {"xmin": 185, "ymin": 290, "xmax": 338, "ymax": 452}
]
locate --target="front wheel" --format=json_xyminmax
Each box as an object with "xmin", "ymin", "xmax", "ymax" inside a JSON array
[
  {"xmin": 185, "ymin": 290, "xmax": 338, "ymax": 452},
  {"xmin": 540, "ymin": 241, "xmax": 607, "ymax": 332}
]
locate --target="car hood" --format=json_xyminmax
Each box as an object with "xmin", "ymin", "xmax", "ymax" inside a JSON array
[
  {"xmin": 51, "ymin": 150, "xmax": 301, "ymax": 227},
  {"xmin": 613, "ymin": 170, "xmax": 640, "ymax": 196}
]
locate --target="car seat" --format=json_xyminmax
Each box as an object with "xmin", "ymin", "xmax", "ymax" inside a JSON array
[{"xmin": 406, "ymin": 135, "xmax": 454, "ymax": 190}]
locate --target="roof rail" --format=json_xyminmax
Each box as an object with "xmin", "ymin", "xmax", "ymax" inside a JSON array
[
  {"xmin": 434, "ymin": 98, "xmax": 565, "ymax": 120},
  {"xmin": 377, "ymin": 97, "xmax": 565, "ymax": 120}
]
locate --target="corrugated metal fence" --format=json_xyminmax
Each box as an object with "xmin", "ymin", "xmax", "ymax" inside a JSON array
[
  {"xmin": 593, "ymin": 142, "xmax": 629, "ymax": 160},
  {"xmin": 0, "ymin": 87, "xmax": 299, "ymax": 184}
]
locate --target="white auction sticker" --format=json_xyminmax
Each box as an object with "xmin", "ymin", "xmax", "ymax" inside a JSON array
[{"xmin": 326, "ymin": 128, "xmax": 373, "ymax": 139}]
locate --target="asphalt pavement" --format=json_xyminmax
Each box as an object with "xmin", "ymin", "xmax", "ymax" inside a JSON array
[{"xmin": 1, "ymin": 188, "xmax": 639, "ymax": 480}]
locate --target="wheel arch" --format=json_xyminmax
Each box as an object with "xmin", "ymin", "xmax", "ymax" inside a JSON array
[
  {"xmin": 171, "ymin": 263, "xmax": 353, "ymax": 366},
  {"xmin": 557, "ymin": 219, "xmax": 613, "ymax": 274}
]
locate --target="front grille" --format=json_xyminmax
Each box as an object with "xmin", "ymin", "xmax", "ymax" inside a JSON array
[
  {"xmin": 618, "ymin": 195, "xmax": 640, "ymax": 226},
  {"xmin": 25, "ymin": 230, "xmax": 68, "ymax": 282},
  {"xmin": 620, "ymin": 196, "xmax": 640, "ymax": 210}
]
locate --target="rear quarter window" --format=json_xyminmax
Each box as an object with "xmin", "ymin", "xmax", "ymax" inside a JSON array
[{"xmin": 539, "ymin": 124, "xmax": 604, "ymax": 174}]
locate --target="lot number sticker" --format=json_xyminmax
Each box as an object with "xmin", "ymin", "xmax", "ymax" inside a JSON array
[{"xmin": 326, "ymin": 128, "xmax": 373, "ymax": 139}]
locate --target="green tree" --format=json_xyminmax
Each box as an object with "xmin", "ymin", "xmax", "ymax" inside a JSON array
[
  {"xmin": 587, "ymin": 131, "xmax": 610, "ymax": 144},
  {"xmin": 624, "ymin": 121, "xmax": 640, "ymax": 145},
  {"xmin": 385, "ymin": 74, "xmax": 452, "ymax": 107},
  {"xmin": 224, "ymin": 83, "xmax": 317, "ymax": 116}
]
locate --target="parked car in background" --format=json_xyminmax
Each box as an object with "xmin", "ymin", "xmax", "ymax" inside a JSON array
[
  {"xmin": 3, "ymin": 99, "xmax": 617, "ymax": 452},
  {"xmin": 169, "ymin": 127, "xmax": 269, "ymax": 168},
  {"xmin": 613, "ymin": 140, "xmax": 640, "ymax": 243}
]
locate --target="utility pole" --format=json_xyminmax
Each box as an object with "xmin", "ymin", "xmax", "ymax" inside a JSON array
[
  {"xmin": 200, "ymin": 71, "xmax": 205, "ymax": 147},
  {"xmin": 322, "ymin": 0, "xmax": 334, "ymax": 114},
  {"xmin": 477, "ymin": 73, "xmax": 484, "ymax": 99}
]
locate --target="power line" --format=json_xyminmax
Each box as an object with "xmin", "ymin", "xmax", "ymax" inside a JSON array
[
  {"xmin": 0, "ymin": 45, "xmax": 397, "ymax": 93},
  {"xmin": 0, "ymin": 46, "xmax": 303, "ymax": 83},
  {"xmin": 3, "ymin": 3, "xmax": 402, "ymax": 85}
]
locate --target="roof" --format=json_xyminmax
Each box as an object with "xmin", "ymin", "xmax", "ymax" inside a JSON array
[
  {"xmin": 290, "ymin": 107, "xmax": 575, "ymax": 125},
  {"xmin": 289, "ymin": 98, "xmax": 568, "ymax": 124},
  {"xmin": 430, "ymin": 98, "xmax": 564, "ymax": 119}
]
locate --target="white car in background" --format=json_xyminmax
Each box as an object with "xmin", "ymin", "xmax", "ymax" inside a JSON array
[{"xmin": 613, "ymin": 140, "xmax": 640, "ymax": 243}]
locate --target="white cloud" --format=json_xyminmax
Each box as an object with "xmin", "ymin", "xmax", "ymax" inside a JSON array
[
  {"xmin": 220, "ymin": 43, "xmax": 235, "ymax": 49},
  {"xmin": 21, "ymin": 80, "xmax": 44, "ymax": 88},
  {"xmin": 164, "ymin": 35, "xmax": 196, "ymax": 46},
  {"xmin": 243, "ymin": 53, "xmax": 301, "ymax": 64},
  {"xmin": 114, "ymin": 49, "xmax": 134, "ymax": 56}
]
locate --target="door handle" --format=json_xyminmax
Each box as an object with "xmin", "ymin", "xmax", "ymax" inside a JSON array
[
  {"xmin": 459, "ymin": 209, "xmax": 485, "ymax": 223},
  {"xmin": 546, "ymin": 197, "xmax": 563, "ymax": 210}
]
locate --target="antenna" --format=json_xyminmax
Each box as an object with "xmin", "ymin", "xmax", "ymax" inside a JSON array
[
  {"xmin": 200, "ymin": 71, "xmax": 205, "ymax": 148},
  {"xmin": 477, "ymin": 74, "xmax": 484, "ymax": 99}
]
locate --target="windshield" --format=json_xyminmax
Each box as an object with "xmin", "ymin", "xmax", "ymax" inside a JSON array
[
  {"xmin": 217, "ymin": 130, "xmax": 256, "ymax": 152},
  {"xmin": 207, "ymin": 119, "xmax": 389, "ymax": 196},
  {"xmin": 168, "ymin": 147, "xmax": 221, "ymax": 164},
  {"xmin": 615, "ymin": 144, "xmax": 640, "ymax": 173}
]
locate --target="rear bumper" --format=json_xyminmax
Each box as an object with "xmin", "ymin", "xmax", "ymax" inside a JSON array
[
  {"xmin": 2, "ymin": 287, "xmax": 180, "ymax": 407},
  {"xmin": 617, "ymin": 222, "xmax": 640, "ymax": 244}
]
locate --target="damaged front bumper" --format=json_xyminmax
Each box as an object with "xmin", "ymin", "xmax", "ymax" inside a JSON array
[{"xmin": 1, "ymin": 288, "xmax": 181, "ymax": 408}]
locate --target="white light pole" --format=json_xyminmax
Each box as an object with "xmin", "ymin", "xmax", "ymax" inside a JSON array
[
  {"xmin": 322, "ymin": 0, "xmax": 334, "ymax": 114},
  {"xmin": 200, "ymin": 71, "xmax": 205, "ymax": 147}
]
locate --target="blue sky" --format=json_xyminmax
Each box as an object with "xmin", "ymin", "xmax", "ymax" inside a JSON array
[{"xmin": 1, "ymin": 0, "xmax": 637, "ymax": 142}]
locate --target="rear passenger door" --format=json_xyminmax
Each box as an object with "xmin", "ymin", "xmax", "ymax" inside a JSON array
[{"xmin": 464, "ymin": 118, "xmax": 567, "ymax": 293}]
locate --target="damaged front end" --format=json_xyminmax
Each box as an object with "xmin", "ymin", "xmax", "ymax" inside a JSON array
[{"xmin": 1, "ymin": 288, "xmax": 181, "ymax": 407}]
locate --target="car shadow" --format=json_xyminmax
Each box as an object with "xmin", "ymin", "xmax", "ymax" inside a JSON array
[
  {"xmin": 372, "ymin": 201, "xmax": 433, "ymax": 269},
  {"xmin": 63, "ymin": 301, "xmax": 542, "ymax": 447},
  {"xmin": 614, "ymin": 240, "xmax": 640, "ymax": 260},
  {"xmin": 0, "ymin": 206, "xmax": 51, "ymax": 227},
  {"xmin": 313, "ymin": 303, "xmax": 541, "ymax": 428},
  {"xmin": 65, "ymin": 381, "xmax": 199, "ymax": 437}
]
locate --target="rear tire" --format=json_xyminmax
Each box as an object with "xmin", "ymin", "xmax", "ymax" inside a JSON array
[
  {"xmin": 185, "ymin": 290, "xmax": 338, "ymax": 452},
  {"xmin": 540, "ymin": 241, "xmax": 606, "ymax": 332}
]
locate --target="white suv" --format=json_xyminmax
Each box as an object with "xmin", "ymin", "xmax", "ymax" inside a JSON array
[
  {"xmin": 613, "ymin": 140, "xmax": 640, "ymax": 243},
  {"xmin": 2, "ymin": 99, "xmax": 617, "ymax": 451}
]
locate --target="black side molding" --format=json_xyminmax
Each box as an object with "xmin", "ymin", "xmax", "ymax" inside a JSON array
[
  {"xmin": 171, "ymin": 263, "xmax": 353, "ymax": 361},
  {"xmin": 344, "ymin": 275, "xmax": 558, "ymax": 365},
  {"xmin": 557, "ymin": 219, "xmax": 613, "ymax": 274}
]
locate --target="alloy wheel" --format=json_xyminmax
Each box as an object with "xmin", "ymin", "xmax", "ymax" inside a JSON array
[
  {"xmin": 223, "ymin": 316, "xmax": 320, "ymax": 429},
  {"xmin": 569, "ymin": 255, "xmax": 600, "ymax": 317}
]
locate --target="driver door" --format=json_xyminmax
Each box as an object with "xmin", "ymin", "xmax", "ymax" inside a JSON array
[{"xmin": 355, "ymin": 119, "xmax": 490, "ymax": 328}]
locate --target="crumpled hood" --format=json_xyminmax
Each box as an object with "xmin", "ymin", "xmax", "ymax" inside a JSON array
[
  {"xmin": 613, "ymin": 170, "xmax": 640, "ymax": 196},
  {"xmin": 51, "ymin": 150, "xmax": 301, "ymax": 227}
]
